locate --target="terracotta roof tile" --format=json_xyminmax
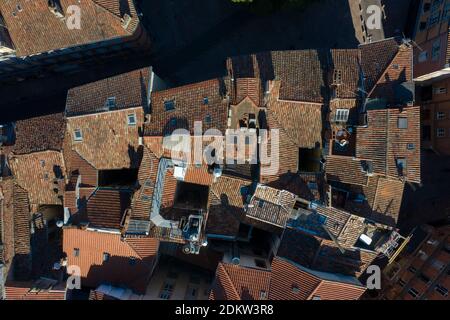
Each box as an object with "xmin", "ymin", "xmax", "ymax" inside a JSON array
[
  {"xmin": 12, "ymin": 113, "xmax": 66, "ymax": 155},
  {"xmin": 359, "ymin": 38, "xmax": 401, "ymax": 93},
  {"xmin": 129, "ymin": 147, "xmax": 159, "ymax": 222},
  {"xmin": 66, "ymin": 107, "xmax": 144, "ymax": 170},
  {"xmin": 144, "ymin": 79, "xmax": 229, "ymax": 136},
  {"xmin": 326, "ymin": 156, "xmax": 371, "ymax": 186},
  {"xmin": 66, "ymin": 149, "xmax": 98, "ymax": 187},
  {"xmin": 5, "ymin": 281, "xmax": 66, "ymax": 300},
  {"xmin": 66, "ymin": 68, "xmax": 150, "ymax": 116},
  {"xmin": 356, "ymin": 106, "xmax": 421, "ymax": 183},
  {"xmin": 330, "ymin": 49, "xmax": 361, "ymax": 99},
  {"xmin": 212, "ymin": 257, "xmax": 366, "ymax": 301},
  {"xmin": 227, "ymin": 50, "xmax": 329, "ymax": 103},
  {"xmin": 63, "ymin": 228, "xmax": 159, "ymax": 294},
  {"xmin": 86, "ymin": 188, "xmax": 131, "ymax": 230},
  {"xmin": 205, "ymin": 175, "xmax": 252, "ymax": 237},
  {"xmin": 210, "ymin": 262, "xmax": 271, "ymax": 300},
  {"xmin": 246, "ymin": 184, "xmax": 296, "ymax": 228},
  {"xmin": 9, "ymin": 150, "xmax": 65, "ymax": 206},
  {"xmin": 0, "ymin": 0, "xmax": 139, "ymax": 57}
]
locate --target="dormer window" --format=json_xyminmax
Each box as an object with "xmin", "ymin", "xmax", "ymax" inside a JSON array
[
  {"xmin": 398, "ymin": 117, "xmax": 408, "ymax": 129},
  {"xmin": 164, "ymin": 100, "xmax": 175, "ymax": 111},
  {"xmin": 335, "ymin": 109, "xmax": 349, "ymax": 122},
  {"xmin": 127, "ymin": 113, "xmax": 136, "ymax": 126},
  {"xmin": 105, "ymin": 97, "xmax": 116, "ymax": 110},
  {"xmin": 74, "ymin": 129, "xmax": 83, "ymax": 142}
]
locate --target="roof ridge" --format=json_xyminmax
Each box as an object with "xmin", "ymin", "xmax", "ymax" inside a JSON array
[{"xmin": 219, "ymin": 263, "xmax": 242, "ymax": 300}]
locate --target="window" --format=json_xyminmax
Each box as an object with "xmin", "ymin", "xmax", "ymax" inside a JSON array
[
  {"xmin": 292, "ymin": 285, "xmax": 300, "ymax": 294},
  {"xmin": 159, "ymin": 282, "xmax": 174, "ymax": 300},
  {"xmin": 407, "ymin": 143, "xmax": 415, "ymax": 150},
  {"xmin": 434, "ymin": 87, "xmax": 447, "ymax": 95},
  {"xmin": 127, "ymin": 113, "xmax": 136, "ymax": 125},
  {"xmin": 203, "ymin": 97, "xmax": 209, "ymax": 105},
  {"xmin": 437, "ymin": 128, "xmax": 446, "ymax": 137},
  {"xmin": 74, "ymin": 129, "xmax": 83, "ymax": 141},
  {"xmin": 103, "ymin": 252, "xmax": 110, "ymax": 262},
  {"xmin": 311, "ymin": 295, "xmax": 321, "ymax": 300},
  {"xmin": 40, "ymin": 160, "xmax": 46, "ymax": 167},
  {"xmin": 435, "ymin": 284, "xmax": 448, "ymax": 297},
  {"xmin": 129, "ymin": 257, "xmax": 136, "ymax": 266},
  {"xmin": 204, "ymin": 114, "xmax": 212, "ymax": 124},
  {"xmin": 164, "ymin": 100, "xmax": 175, "ymax": 111},
  {"xmin": 335, "ymin": 109, "xmax": 349, "ymax": 122},
  {"xmin": 398, "ymin": 117, "xmax": 408, "ymax": 129},
  {"xmin": 432, "ymin": 39, "xmax": 441, "ymax": 61},
  {"xmin": 436, "ymin": 111, "xmax": 446, "ymax": 120},
  {"xmin": 408, "ymin": 287, "xmax": 420, "ymax": 298},
  {"xmin": 423, "ymin": 2, "xmax": 431, "ymax": 12},
  {"xmin": 105, "ymin": 97, "xmax": 116, "ymax": 109},
  {"xmin": 398, "ymin": 279, "xmax": 406, "ymax": 287},
  {"xmin": 73, "ymin": 248, "xmax": 80, "ymax": 257}
]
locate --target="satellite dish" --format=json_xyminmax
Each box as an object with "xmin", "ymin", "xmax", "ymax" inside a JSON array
[{"xmin": 56, "ymin": 220, "xmax": 64, "ymax": 228}]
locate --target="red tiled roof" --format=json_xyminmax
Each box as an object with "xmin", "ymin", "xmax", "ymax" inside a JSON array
[
  {"xmin": 210, "ymin": 262, "xmax": 271, "ymax": 300},
  {"xmin": 227, "ymin": 50, "xmax": 329, "ymax": 103},
  {"xmin": 206, "ymin": 175, "xmax": 252, "ymax": 237},
  {"xmin": 5, "ymin": 281, "xmax": 66, "ymax": 300},
  {"xmin": 66, "ymin": 68, "xmax": 150, "ymax": 116},
  {"xmin": 12, "ymin": 113, "xmax": 66, "ymax": 155},
  {"xmin": 330, "ymin": 49, "xmax": 361, "ymax": 99},
  {"xmin": 210, "ymin": 257, "xmax": 366, "ymax": 301},
  {"xmin": 86, "ymin": 188, "xmax": 131, "ymax": 230},
  {"xmin": 129, "ymin": 146, "xmax": 159, "ymax": 222},
  {"xmin": 0, "ymin": 0, "xmax": 139, "ymax": 57},
  {"xmin": 356, "ymin": 106, "xmax": 421, "ymax": 183},
  {"xmin": 66, "ymin": 149, "xmax": 98, "ymax": 187},
  {"xmin": 144, "ymin": 79, "xmax": 229, "ymax": 136},
  {"xmin": 9, "ymin": 150, "xmax": 66, "ymax": 206},
  {"xmin": 359, "ymin": 38, "xmax": 402, "ymax": 93},
  {"xmin": 66, "ymin": 107, "xmax": 144, "ymax": 170},
  {"xmin": 63, "ymin": 228, "xmax": 159, "ymax": 294},
  {"xmin": 326, "ymin": 156, "xmax": 371, "ymax": 186}
]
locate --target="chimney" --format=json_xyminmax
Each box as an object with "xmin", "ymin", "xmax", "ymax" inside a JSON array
[{"xmin": 48, "ymin": 0, "xmax": 65, "ymax": 20}]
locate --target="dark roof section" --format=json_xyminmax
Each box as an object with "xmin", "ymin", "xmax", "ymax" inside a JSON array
[
  {"xmin": 227, "ymin": 50, "xmax": 329, "ymax": 103},
  {"xmin": 12, "ymin": 113, "xmax": 66, "ymax": 154},
  {"xmin": 65, "ymin": 67, "xmax": 150, "ymax": 116},
  {"xmin": 86, "ymin": 188, "xmax": 132, "ymax": 230},
  {"xmin": 359, "ymin": 38, "xmax": 401, "ymax": 93}
]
